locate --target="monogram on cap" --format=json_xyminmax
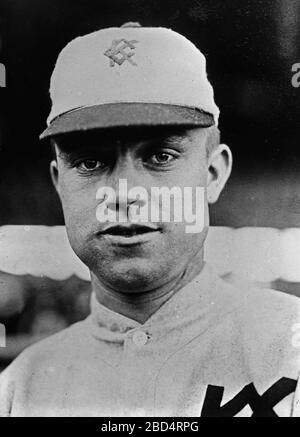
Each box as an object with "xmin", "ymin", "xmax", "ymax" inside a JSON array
[
  {"xmin": 104, "ymin": 22, "xmax": 142, "ymax": 67},
  {"xmin": 104, "ymin": 39, "xmax": 139, "ymax": 67}
]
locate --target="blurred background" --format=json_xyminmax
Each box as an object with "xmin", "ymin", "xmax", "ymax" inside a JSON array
[{"xmin": 0, "ymin": 0, "xmax": 299, "ymax": 369}]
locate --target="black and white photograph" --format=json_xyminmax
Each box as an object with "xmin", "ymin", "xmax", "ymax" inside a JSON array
[{"xmin": 0, "ymin": 0, "xmax": 299, "ymax": 420}]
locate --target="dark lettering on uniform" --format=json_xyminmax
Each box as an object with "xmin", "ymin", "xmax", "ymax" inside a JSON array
[{"xmin": 200, "ymin": 378, "xmax": 297, "ymax": 417}]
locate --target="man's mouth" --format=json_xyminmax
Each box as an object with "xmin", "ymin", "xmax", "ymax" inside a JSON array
[{"xmin": 99, "ymin": 224, "xmax": 160, "ymax": 240}]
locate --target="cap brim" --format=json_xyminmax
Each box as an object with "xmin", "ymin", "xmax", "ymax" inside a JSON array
[{"xmin": 39, "ymin": 103, "xmax": 214, "ymax": 140}]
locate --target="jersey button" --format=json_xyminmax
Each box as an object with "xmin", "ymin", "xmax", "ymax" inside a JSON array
[{"xmin": 132, "ymin": 330, "xmax": 148, "ymax": 347}]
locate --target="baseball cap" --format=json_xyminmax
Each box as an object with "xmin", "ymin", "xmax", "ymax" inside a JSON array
[{"xmin": 40, "ymin": 23, "xmax": 219, "ymax": 140}]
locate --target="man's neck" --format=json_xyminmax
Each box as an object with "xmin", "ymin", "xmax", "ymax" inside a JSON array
[{"xmin": 91, "ymin": 252, "xmax": 205, "ymax": 324}]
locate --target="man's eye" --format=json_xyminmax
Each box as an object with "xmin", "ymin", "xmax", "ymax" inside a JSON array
[
  {"xmin": 77, "ymin": 160, "xmax": 102, "ymax": 171},
  {"xmin": 148, "ymin": 152, "xmax": 177, "ymax": 165}
]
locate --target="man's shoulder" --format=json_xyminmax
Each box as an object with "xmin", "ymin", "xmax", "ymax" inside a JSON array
[
  {"xmin": 0, "ymin": 318, "xmax": 92, "ymax": 416},
  {"xmin": 3, "ymin": 317, "xmax": 91, "ymax": 376},
  {"xmin": 231, "ymin": 278, "xmax": 299, "ymax": 322},
  {"xmin": 212, "ymin": 269, "xmax": 300, "ymax": 344}
]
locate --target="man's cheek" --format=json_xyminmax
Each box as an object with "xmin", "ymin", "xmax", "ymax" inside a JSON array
[
  {"xmin": 60, "ymin": 190, "xmax": 97, "ymax": 241},
  {"xmin": 59, "ymin": 179, "xmax": 96, "ymax": 214},
  {"xmin": 167, "ymin": 220, "xmax": 208, "ymax": 250}
]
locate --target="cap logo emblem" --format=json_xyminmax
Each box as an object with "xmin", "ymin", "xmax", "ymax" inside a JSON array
[{"xmin": 104, "ymin": 39, "xmax": 139, "ymax": 67}]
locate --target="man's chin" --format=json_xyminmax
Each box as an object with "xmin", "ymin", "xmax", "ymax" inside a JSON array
[{"xmin": 95, "ymin": 259, "xmax": 166, "ymax": 293}]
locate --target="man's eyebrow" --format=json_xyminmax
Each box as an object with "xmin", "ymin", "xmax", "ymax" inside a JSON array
[
  {"xmin": 54, "ymin": 138, "xmax": 110, "ymax": 157},
  {"xmin": 156, "ymin": 131, "xmax": 191, "ymax": 147},
  {"xmin": 167, "ymin": 132, "xmax": 190, "ymax": 142}
]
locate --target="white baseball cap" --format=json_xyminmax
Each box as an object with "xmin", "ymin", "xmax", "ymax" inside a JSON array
[{"xmin": 40, "ymin": 23, "xmax": 220, "ymax": 139}]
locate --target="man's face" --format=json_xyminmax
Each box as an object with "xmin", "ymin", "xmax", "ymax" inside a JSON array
[{"xmin": 51, "ymin": 127, "xmax": 223, "ymax": 292}]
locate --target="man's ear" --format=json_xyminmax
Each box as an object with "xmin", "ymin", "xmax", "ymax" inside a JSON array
[
  {"xmin": 50, "ymin": 160, "xmax": 61, "ymax": 197},
  {"xmin": 206, "ymin": 144, "xmax": 232, "ymax": 204}
]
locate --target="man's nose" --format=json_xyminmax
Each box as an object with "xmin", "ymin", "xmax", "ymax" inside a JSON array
[{"xmin": 106, "ymin": 158, "xmax": 148, "ymax": 211}]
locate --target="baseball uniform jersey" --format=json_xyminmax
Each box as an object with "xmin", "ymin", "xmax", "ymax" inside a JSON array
[{"xmin": 0, "ymin": 263, "xmax": 299, "ymax": 417}]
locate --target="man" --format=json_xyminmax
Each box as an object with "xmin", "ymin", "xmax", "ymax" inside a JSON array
[{"xmin": 0, "ymin": 23, "xmax": 299, "ymax": 417}]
